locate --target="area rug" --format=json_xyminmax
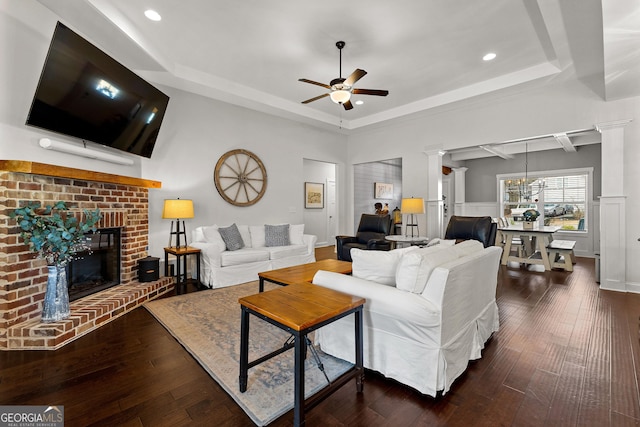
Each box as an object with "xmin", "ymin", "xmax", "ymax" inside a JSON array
[{"xmin": 144, "ymin": 282, "xmax": 352, "ymax": 426}]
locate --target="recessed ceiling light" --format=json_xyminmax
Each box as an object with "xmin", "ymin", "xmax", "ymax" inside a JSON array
[
  {"xmin": 483, "ymin": 52, "xmax": 496, "ymax": 61},
  {"xmin": 355, "ymin": 100, "xmax": 364, "ymax": 105},
  {"xmin": 144, "ymin": 10, "xmax": 162, "ymax": 21}
]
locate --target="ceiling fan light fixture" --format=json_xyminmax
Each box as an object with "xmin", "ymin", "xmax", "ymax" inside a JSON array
[
  {"xmin": 144, "ymin": 9, "xmax": 162, "ymax": 21},
  {"xmin": 330, "ymin": 90, "xmax": 351, "ymax": 104},
  {"xmin": 298, "ymin": 40, "xmax": 388, "ymax": 109}
]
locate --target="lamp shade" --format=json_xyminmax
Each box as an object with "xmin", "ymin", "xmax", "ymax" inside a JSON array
[
  {"xmin": 162, "ymin": 199, "xmax": 194, "ymax": 219},
  {"xmin": 401, "ymin": 197, "xmax": 425, "ymax": 214},
  {"xmin": 330, "ymin": 90, "xmax": 351, "ymax": 104}
]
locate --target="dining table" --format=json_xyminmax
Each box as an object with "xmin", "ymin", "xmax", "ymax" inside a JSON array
[{"xmin": 498, "ymin": 224, "xmax": 561, "ymax": 270}]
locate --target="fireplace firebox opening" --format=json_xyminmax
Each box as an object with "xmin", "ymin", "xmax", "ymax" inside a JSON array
[{"xmin": 67, "ymin": 227, "xmax": 121, "ymax": 301}]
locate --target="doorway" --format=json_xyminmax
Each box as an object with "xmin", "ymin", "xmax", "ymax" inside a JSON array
[
  {"xmin": 303, "ymin": 159, "xmax": 337, "ymax": 247},
  {"xmin": 353, "ymin": 158, "xmax": 402, "ymax": 231}
]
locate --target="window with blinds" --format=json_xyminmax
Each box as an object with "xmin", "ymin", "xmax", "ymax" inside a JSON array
[{"xmin": 499, "ymin": 170, "xmax": 590, "ymax": 232}]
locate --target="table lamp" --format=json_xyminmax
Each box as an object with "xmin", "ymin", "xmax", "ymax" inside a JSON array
[
  {"xmin": 401, "ymin": 197, "xmax": 424, "ymax": 237},
  {"xmin": 162, "ymin": 199, "xmax": 194, "ymax": 248}
]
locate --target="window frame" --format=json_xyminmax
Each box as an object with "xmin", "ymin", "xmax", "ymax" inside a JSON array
[{"xmin": 496, "ymin": 167, "xmax": 593, "ymax": 232}]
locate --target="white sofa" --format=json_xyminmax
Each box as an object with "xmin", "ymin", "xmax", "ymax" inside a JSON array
[
  {"xmin": 312, "ymin": 240, "xmax": 502, "ymax": 396},
  {"xmin": 190, "ymin": 224, "xmax": 317, "ymax": 289}
]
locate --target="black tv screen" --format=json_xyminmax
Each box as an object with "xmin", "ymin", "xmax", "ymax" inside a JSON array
[{"xmin": 26, "ymin": 22, "xmax": 169, "ymax": 158}]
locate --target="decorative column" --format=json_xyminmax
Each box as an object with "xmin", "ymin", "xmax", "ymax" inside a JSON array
[
  {"xmin": 452, "ymin": 167, "xmax": 468, "ymax": 216},
  {"xmin": 596, "ymin": 119, "xmax": 630, "ymax": 292},
  {"xmin": 424, "ymin": 149, "xmax": 446, "ymax": 239}
]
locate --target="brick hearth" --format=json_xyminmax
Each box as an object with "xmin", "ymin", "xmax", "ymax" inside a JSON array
[{"xmin": 0, "ymin": 160, "xmax": 174, "ymax": 350}]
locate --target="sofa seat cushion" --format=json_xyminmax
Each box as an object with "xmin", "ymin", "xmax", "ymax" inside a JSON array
[
  {"xmin": 220, "ymin": 248, "xmax": 270, "ymax": 267},
  {"xmin": 267, "ymin": 244, "xmax": 308, "ymax": 260}
]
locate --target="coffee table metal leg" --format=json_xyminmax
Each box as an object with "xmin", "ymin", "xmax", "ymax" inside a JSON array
[
  {"xmin": 294, "ymin": 333, "xmax": 305, "ymax": 426},
  {"xmin": 239, "ymin": 308, "xmax": 250, "ymax": 393},
  {"xmin": 259, "ymin": 277, "xmax": 265, "ymax": 292}
]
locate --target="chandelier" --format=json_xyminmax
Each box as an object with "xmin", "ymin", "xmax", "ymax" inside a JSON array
[{"xmin": 518, "ymin": 143, "xmax": 545, "ymax": 201}]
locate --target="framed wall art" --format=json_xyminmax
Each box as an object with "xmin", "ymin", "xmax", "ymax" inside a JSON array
[
  {"xmin": 374, "ymin": 182, "xmax": 394, "ymax": 199},
  {"xmin": 304, "ymin": 182, "xmax": 324, "ymax": 209}
]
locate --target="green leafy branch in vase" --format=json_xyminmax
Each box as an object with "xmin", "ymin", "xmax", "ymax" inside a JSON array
[
  {"xmin": 523, "ymin": 209, "xmax": 540, "ymax": 221},
  {"xmin": 10, "ymin": 201, "xmax": 102, "ymax": 266}
]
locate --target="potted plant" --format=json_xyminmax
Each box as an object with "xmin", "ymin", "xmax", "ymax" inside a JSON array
[
  {"xmin": 11, "ymin": 201, "xmax": 101, "ymax": 322},
  {"xmin": 522, "ymin": 208, "xmax": 540, "ymax": 229}
]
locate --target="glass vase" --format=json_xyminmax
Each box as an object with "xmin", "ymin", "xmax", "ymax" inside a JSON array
[{"xmin": 41, "ymin": 265, "xmax": 70, "ymax": 322}]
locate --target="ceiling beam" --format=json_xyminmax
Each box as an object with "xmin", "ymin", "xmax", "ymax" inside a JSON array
[
  {"xmin": 478, "ymin": 145, "xmax": 515, "ymax": 160},
  {"xmin": 553, "ymin": 133, "xmax": 577, "ymax": 152}
]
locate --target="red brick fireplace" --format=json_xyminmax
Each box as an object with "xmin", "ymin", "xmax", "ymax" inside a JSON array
[{"xmin": 0, "ymin": 160, "xmax": 174, "ymax": 350}]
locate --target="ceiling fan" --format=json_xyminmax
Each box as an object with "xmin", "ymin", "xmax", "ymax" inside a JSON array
[{"xmin": 298, "ymin": 41, "xmax": 389, "ymax": 110}]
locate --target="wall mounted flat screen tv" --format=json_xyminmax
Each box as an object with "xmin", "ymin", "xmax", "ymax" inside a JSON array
[{"xmin": 26, "ymin": 22, "xmax": 170, "ymax": 158}]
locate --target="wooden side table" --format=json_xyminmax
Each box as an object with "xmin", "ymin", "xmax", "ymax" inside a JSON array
[
  {"xmin": 164, "ymin": 246, "xmax": 201, "ymax": 294},
  {"xmin": 239, "ymin": 282, "xmax": 365, "ymax": 426}
]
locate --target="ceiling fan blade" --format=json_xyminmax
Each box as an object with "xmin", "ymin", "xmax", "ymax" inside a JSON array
[
  {"xmin": 343, "ymin": 100, "xmax": 354, "ymax": 110},
  {"xmin": 298, "ymin": 78, "xmax": 331, "ymax": 89},
  {"xmin": 344, "ymin": 69, "xmax": 367, "ymax": 87},
  {"xmin": 301, "ymin": 93, "xmax": 329, "ymax": 104},
  {"xmin": 352, "ymin": 88, "xmax": 389, "ymax": 96}
]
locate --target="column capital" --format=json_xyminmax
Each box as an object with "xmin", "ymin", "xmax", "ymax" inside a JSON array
[
  {"xmin": 422, "ymin": 148, "xmax": 447, "ymax": 157},
  {"xmin": 452, "ymin": 167, "xmax": 468, "ymax": 173},
  {"xmin": 595, "ymin": 119, "xmax": 632, "ymax": 132}
]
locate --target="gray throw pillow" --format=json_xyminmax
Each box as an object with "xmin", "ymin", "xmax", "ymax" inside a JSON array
[
  {"xmin": 218, "ymin": 223, "xmax": 245, "ymax": 251},
  {"xmin": 265, "ymin": 224, "xmax": 290, "ymax": 247}
]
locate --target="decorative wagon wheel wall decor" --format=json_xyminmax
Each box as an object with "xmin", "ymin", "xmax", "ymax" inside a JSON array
[{"xmin": 214, "ymin": 149, "xmax": 267, "ymax": 206}]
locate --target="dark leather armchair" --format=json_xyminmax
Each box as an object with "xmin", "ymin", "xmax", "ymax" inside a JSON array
[
  {"xmin": 336, "ymin": 214, "xmax": 393, "ymax": 261},
  {"xmin": 444, "ymin": 215, "xmax": 497, "ymax": 248}
]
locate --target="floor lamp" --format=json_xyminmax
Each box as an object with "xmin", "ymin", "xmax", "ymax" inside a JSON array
[
  {"xmin": 401, "ymin": 197, "xmax": 424, "ymax": 237},
  {"xmin": 162, "ymin": 199, "xmax": 194, "ymax": 248}
]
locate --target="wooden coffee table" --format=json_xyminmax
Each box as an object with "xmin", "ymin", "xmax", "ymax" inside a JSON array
[
  {"xmin": 239, "ymin": 282, "xmax": 365, "ymax": 427},
  {"xmin": 258, "ymin": 259, "xmax": 352, "ymax": 292}
]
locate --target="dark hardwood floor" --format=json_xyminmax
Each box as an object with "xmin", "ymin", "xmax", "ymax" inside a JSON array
[{"xmin": 2, "ymin": 246, "xmax": 639, "ymax": 426}]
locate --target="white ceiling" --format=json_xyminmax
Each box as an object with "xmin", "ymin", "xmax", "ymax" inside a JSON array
[{"xmin": 37, "ymin": 0, "xmax": 640, "ymax": 134}]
